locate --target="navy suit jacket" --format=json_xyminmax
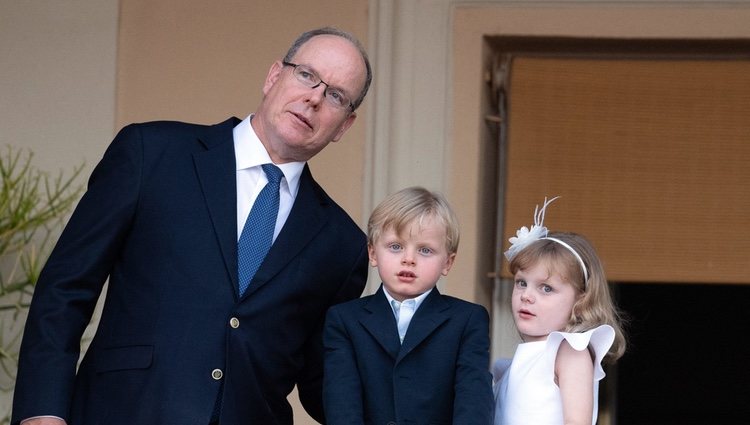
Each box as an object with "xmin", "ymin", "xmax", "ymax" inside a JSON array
[
  {"xmin": 12, "ymin": 118, "xmax": 368, "ymax": 425},
  {"xmin": 323, "ymin": 286, "xmax": 494, "ymax": 425}
]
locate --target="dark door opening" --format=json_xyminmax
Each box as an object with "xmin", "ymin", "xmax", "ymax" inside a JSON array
[{"xmin": 615, "ymin": 283, "xmax": 750, "ymax": 424}]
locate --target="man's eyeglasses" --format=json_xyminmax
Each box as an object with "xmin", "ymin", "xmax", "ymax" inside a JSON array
[{"xmin": 282, "ymin": 62, "xmax": 354, "ymax": 111}]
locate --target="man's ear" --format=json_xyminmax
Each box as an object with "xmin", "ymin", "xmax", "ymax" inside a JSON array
[
  {"xmin": 330, "ymin": 112, "xmax": 357, "ymax": 143},
  {"xmin": 262, "ymin": 60, "xmax": 285, "ymax": 96}
]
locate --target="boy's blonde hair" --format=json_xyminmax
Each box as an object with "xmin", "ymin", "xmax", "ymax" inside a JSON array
[
  {"xmin": 509, "ymin": 232, "xmax": 626, "ymax": 362},
  {"xmin": 367, "ymin": 187, "xmax": 459, "ymax": 254}
]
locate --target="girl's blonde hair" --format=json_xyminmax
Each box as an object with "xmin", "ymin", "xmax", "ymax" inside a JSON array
[{"xmin": 509, "ymin": 232, "xmax": 626, "ymax": 363}]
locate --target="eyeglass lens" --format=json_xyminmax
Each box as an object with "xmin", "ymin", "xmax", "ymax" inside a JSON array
[{"xmin": 288, "ymin": 63, "xmax": 351, "ymax": 109}]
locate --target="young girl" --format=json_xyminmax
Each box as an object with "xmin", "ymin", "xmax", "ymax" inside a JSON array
[{"xmin": 493, "ymin": 197, "xmax": 626, "ymax": 425}]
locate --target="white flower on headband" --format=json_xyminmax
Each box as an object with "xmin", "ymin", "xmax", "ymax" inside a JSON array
[
  {"xmin": 504, "ymin": 196, "xmax": 559, "ymax": 261},
  {"xmin": 504, "ymin": 196, "xmax": 590, "ymax": 285}
]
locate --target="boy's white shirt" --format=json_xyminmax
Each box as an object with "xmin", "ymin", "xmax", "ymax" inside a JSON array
[{"xmin": 382, "ymin": 286, "xmax": 433, "ymax": 343}]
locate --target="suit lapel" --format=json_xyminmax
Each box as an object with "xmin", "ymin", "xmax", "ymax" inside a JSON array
[
  {"xmin": 241, "ymin": 165, "xmax": 328, "ymax": 298},
  {"xmin": 192, "ymin": 117, "xmax": 242, "ymax": 297},
  {"xmin": 192, "ymin": 121, "xmax": 329, "ymax": 301},
  {"xmin": 360, "ymin": 287, "xmax": 401, "ymax": 360},
  {"xmin": 397, "ymin": 288, "xmax": 450, "ymax": 362}
]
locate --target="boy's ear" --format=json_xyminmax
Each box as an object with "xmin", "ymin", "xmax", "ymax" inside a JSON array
[
  {"xmin": 441, "ymin": 253, "xmax": 457, "ymax": 276},
  {"xmin": 367, "ymin": 244, "xmax": 378, "ymax": 267}
]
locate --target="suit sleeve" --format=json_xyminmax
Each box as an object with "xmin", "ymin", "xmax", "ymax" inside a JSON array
[
  {"xmin": 452, "ymin": 305, "xmax": 494, "ymax": 424},
  {"xmin": 297, "ymin": 229, "xmax": 368, "ymax": 423},
  {"xmin": 11, "ymin": 125, "xmax": 142, "ymax": 424},
  {"xmin": 322, "ymin": 305, "xmax": 366, "ymax": 425}
]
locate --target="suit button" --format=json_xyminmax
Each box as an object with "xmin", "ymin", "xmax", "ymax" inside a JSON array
[
  {"xmin": 229, "ymin": 317, "xmax": 240, "ymax": 328},
  {"xmin": 211, "ymin": 369, "xmax": 223, "ymax": 380},
  {"xmin": 386, "ymin": 422, "xmax": 396, "ymax": 425}
]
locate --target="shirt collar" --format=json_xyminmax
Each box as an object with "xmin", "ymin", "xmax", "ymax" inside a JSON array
[
  {"xmin": 383, "ymin": 286, "xmax": 433, "ymax": 315},
  {"xmin": 234, "ymin": 114, "xmax": 305, "ymax": 195}
]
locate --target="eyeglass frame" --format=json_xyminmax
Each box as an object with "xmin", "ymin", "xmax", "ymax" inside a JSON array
[{"xmin": 282, "ymin": 61, "xmax": 355, "ymax": 111}]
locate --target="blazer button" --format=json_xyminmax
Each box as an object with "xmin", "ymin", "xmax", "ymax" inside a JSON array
[
  {"xmin": 386, "ymin": 422, "xmax": 396, "ymax": 425},
  {"xmin": 211, "ymin": 369, "xmax": 223, "ymax": 380},
  {"xmin": 229, "ymin": 317, "xmax": 240, "ymax": 328}
]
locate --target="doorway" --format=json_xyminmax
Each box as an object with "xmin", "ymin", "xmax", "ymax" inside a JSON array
[
  {"xmin": 615, "ymin": 283, "xmax": 750, "ymax": 424},
  {"xmin": 487, "ymin": 37, "xmax": 750, "ymax": 424}
]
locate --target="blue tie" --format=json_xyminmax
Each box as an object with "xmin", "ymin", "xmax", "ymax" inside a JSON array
[{"xmin": 237, "ymin": 164, "xmax": 283, "ymax": 296}]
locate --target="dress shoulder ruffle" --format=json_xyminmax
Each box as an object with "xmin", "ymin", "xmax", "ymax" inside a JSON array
[{"xmin": 546, "ymin": 324, "xmax": 615, "ymax": 381}]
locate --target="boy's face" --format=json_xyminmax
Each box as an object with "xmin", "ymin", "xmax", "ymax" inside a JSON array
[{"xmin": 368, "ymin": 216, "xmax": 456, "ymax": 302}]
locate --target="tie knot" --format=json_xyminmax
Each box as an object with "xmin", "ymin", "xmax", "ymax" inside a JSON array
[{"xmin": 262, "ymin": 164, "xmax": 283, "ymax": 186}]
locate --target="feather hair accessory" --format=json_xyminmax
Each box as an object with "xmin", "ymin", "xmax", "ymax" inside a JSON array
[
  {"xmin": 504, "ymin": 196, "xmax": 558, "ymax": 262},
  {"xmin": 504, "ymin": 196, "xmax": 589, "ymax": 286}
]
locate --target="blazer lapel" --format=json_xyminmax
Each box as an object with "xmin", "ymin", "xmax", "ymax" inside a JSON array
[
  {"xmin": 241, "ymin": 165, "xmax": 328, "ymax": 298},
  {"xmin": 360, "ymin": 287, "xmax": 401, "ymax": 360},
  {"xmin": 397, "ymin": 288, "xmax": 450, "ymax": 362},
  {"xmin": 193, "ymin": 117, "xmax": 242, "ymax": 297}
]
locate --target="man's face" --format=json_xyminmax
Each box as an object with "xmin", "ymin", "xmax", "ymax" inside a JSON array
[{"xmin": 253, "ymin": 35, "xmax": 367, "ymax": 163}]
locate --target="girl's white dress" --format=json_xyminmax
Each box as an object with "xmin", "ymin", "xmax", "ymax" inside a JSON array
[{"xmin": 492, "ymin": 324, "xmax": 615, "ymax": 425}]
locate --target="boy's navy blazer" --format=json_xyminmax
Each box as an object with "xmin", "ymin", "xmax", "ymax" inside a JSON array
[
  {"xmin": 12, "ymin": 117, "xmax": 368, "ymax": 425},
  {"xmin": 323, "ymin": 286, "xmax": 494, "ymax": 424}
]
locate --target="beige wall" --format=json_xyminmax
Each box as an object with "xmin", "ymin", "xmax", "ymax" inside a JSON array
[
  {"xmin": 0, "ymin": 0, "xmax": 118, "ymax": 176},
  {"xmin": 4, "ymin": 0, "xmax": 750, "ymax": 422}
]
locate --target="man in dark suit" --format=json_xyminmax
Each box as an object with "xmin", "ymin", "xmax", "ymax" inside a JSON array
[
  {"xmin": 323, "ymin": 187, "xmax": 494, "ymax": 424},
  {"xmin": 12, "ymin": 27, "xmax": 371, "ymax": 425}
]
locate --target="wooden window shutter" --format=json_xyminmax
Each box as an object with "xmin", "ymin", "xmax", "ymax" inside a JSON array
[{"xmin": 502, "ymin": 57, "xmax": 750, "ymax": 284}]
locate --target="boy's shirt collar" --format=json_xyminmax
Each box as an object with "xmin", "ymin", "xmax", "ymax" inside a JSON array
[{"xmin": 382, "ymin": 286, "xmax": 433, "ymax": 317}]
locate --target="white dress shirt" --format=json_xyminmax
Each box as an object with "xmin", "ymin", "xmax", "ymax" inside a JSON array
[
  {"xmin": 233, "ymin": 115, "xmax": 304, "ymax": 241},
  {"xmin": 383, "ymin": 287, "xmax": 433, "ymax": 343}
]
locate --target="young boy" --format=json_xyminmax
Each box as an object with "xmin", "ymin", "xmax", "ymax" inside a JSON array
[{"xmin": 323, "ymin": 186, "xmax": 494, "ymax": 424}]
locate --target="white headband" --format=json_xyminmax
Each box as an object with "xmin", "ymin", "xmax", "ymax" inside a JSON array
[{"xmin": 504, "ymin": 196, "xmax": 589, "ymax": 286}]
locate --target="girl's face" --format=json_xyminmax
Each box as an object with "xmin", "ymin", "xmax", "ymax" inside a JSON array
[{"xmin": 511, "ymin": 260, "xmax": 579, "ymax": 342}]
